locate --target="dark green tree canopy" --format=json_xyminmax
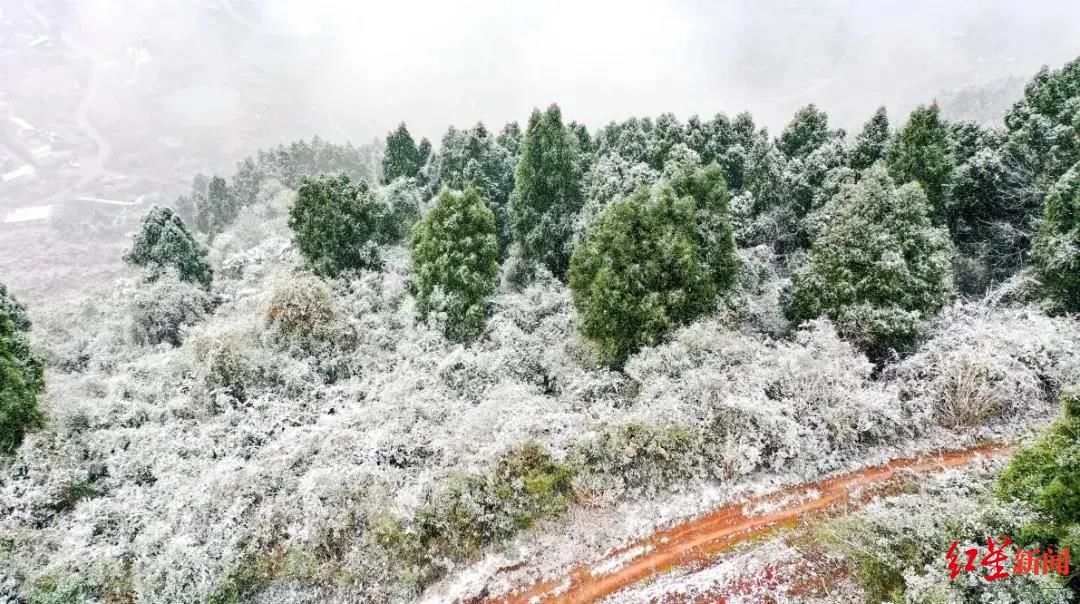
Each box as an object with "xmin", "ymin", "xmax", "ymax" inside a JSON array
[
  {"xmin": 778, "ymin": 104, "xmax": 835, "ymax": 159},
  {"xmin": 429, "ymin": 123, "xmax": 516, "ymax": 254},
  {"xmin": 0, "ymin": 283, "xmax": 31, "ymax": 332},
  {"xmin": 1004, "ymin": 57, "xmax": 1080, "ymax": 191},
  {"xmin": 849, "ymin": 107, "xmax": 890, "ymax": 171},
  {"xmin": 668, "ymin": 163, "xmax": 739, "ymax": 290},
  {"xmin": 205, "ymin": 175, "xmax": 237, "ymax": 235},
  {"xmin": 570, "ymin": 178, "xmax": 732, "ymax": 367},
  {"xmin": 1034, "ymin": 162, "xmax": 1080, "ymax": 312},
  {"xmin": 790, "ymin": 165, "xmax": 954, "ymax": 354},
  {"xmin": 125, "ymin": 206, "xmax": 213, "ymax": 289},
  {"xmin": 886, "ymin": 102, "xmax": 956, "ymax": 218},
  {"xmin": 381, "ymin": 123, "xmax": 425, "ymax": 184},
  {"xmin": 289, "ymin": 174, "xmax": 391, "ymax": 277},
  {"xmin": 410, "ymin": 187, "xmax": 499, "ymax": 342},
  {"xmin": 509, "ymin": 104, "xmax": 585, "ymax": 278},
  {"xmin": 998, "ymin": 387, "xmax": 1080, "ymax": 556},
  {"xmin": 0, "ymin": 304, "xmax": 44, "ymax": 454}
]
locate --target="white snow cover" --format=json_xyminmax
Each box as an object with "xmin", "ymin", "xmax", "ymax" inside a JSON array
[{"xmin": 1, "ymin": 197, "xmax": 1078, "ymax": 602}]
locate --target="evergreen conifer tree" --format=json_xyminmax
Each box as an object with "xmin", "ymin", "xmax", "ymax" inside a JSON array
[
  {"xmin": 790, "ymin": 165, "xmax": 954, "ymax": 354},
  {"xmin": 410, "ymin": 187, "xmax": 499, "ymax": 342},
  {"xmin": 381, "ymin": 123, "xmax": 423, "ymax": 184},
  {"xmin": 570, "ymin": 183, "xmax": 721, "ymax": 367},
  {"xmin": 886, "ymin": 102, "xmax": 955, "ymax": 219},
  {"xmin": 125, "ymin": 206, "xmax": 213, "ymax": 289},
  {"xmin": 0, "ymin": 306, "xmax": 43, "ymax": 454},
  {"xmin": 509, "ymin": 104, "xmax": 584, "ymax": 278},
  {"xmin": 289, "ymin": 174, "xmax": 390, "ymax": 277},
  {"xmin": 849, "ymin": 107, "xmax": 890, "ymax": 171},
  {"xmin": 778, "ymin": 104, "xmax": 833, "ymax": 159},
  {"xmin": 1034, "ymin": 162, "xmax": 1080, "ymax": 312}
]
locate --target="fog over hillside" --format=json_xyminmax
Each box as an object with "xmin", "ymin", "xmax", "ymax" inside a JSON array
[
  {"xmin": 3, "ymin": 2, "xmax": 1080, "ymax": 602},
  {"xmin": 5, "ymin": 0, "xmax": 1080, "ymax": 175}
]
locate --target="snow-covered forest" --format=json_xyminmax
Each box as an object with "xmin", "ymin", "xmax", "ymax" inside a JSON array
[{"xmin": 3, "ymin": 7, "xmax": 1080, "ymax": 600}]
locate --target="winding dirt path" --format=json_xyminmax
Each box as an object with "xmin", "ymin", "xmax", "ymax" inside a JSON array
[{"xmin": 482, "ymin": 441, "xmax": 1012, "ymax": 604}]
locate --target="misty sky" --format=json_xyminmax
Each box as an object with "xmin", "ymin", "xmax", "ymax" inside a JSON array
[
  {"xmin": 50, "ymin": 0, "xmax": 1080, "ymax": 143},
  {"xmin": 256, "ymin": 0, "xmax": 1080, "ymax": 138}
]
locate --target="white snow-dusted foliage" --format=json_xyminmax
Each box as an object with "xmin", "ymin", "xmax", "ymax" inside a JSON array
[
  {"xmin": 822, "ymin": 460, "xmax": 1072, "ymax": 604},
  {"xmin": 3, "ymin": 182, "xmax": 1080, "ymax": 603}
]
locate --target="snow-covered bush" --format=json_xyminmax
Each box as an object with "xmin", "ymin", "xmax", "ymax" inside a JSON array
[
  {"xmin": 406, "ymin": 443, "xmax": 575, "ymax": 580},
  {"xmin": 891, "ymin": 299, "xmax": 1080, "ymax": 428},
  {"xmin": 265, "ymin": 273, "xmax": 334, "ymax": 337},
  {"xmin": 182, "ymin": 317, "xmax": 280, "ymax": 405},
  {"xmin": 626, "ymin": 318, "xmax": 906, "ymax": 479},
  {"xmin": 721, "ymin": 244, "xmax": 791, "ymax": 337},
  {"xmin": 128, "ymin": 270, "xmax": 213, "ymax": 346},
  {"xmin": 574, "ymin": 421, "xmax": 697, "ymax": 498},
  {"xmin": 822, "ymin": 463, "xmax": 1068, "ymax": 603}
]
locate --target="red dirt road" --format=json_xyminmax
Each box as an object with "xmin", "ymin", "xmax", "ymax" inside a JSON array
[{"xmin": 482, "ymin": 442, "xmax": 1012, "ymax": 604}]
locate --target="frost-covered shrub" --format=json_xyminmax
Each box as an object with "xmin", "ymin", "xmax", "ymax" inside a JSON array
[
  {"xmin": 626, "ymin": 318, "xmax": 907, "ymax": 478},
  {"xmin": 128, "ymin": 270, "xmax": 213, "ymax": 346},
  {"xmin": 822, "ymin": 464, "xmax": 1066, "ymax": 604},
  {"xmin": 574, "ymin": 421, "xmax": 697, "ymax": 498},
  {"xmin": 182, "ymin": 318, "xmax": 276, "ymax": 404},
  {"xmin": 265, "ymin": 273, "xmax": 334, "ymax": 336},
  {"xmin": 891, "ymin": 300, "xmax": 1080, "ymax": 428},
  {"xmin": 407, "ymin": 443, "xmax": 576, "ymax": 581},
  {"xmin": 721, "ymin": 245, "xmax": 791, "ymax": 337}
]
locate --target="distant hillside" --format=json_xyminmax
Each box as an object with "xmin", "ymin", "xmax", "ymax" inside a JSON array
[{"xmin": 937, "ymin": 75, "xmax": 1027, "ymax": 126}]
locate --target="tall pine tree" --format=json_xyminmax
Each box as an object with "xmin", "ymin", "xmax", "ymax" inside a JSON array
[
  {"xmin": 849, "ymin": 107, "xmax": 890, "ymax": 171},
  {"xmin": 778, "ymin": 104, "xmax": 834, "ymax": 159},
  {"xmin": 1034, "ymin": 162, "xmax": 1080, "ymax": 313},
  {"xmin": 509, "ymin": 104, "xmax": 584, "ymax": 278},
  {"xmin": 886, "ymin": 102, "xmax": 955, "ymax": 219},
  {"xmin": 381, "ymin": 123, "xmax": 423, "ymax": 184}
]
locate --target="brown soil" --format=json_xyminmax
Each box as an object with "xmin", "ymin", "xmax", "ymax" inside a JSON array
[{"xmin": 480, "ymin": 442, "xmax": 1012, "ymax": 604}]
